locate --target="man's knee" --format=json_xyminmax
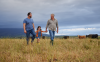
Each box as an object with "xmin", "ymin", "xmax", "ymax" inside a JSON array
[{"xmin": 50, "ymin": 35, "xmax": 53, "ymax": 38}]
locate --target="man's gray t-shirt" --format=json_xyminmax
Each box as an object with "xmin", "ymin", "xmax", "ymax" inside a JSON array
[{"xmin": 46, "ymin": 19, "xmax": 58, "ymax": 31}]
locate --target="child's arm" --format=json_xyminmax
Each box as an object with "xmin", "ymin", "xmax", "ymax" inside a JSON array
[
  {"xmin": 35, "ymin": 31, "xmax": 37, "ymax": 33},
  {"xmin": 41, "ymin": 30, "xmax": 47, "ymax": 32}
]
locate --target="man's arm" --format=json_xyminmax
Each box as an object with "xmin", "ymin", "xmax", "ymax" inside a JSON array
[
  {"xmin": 56, "ymin": 20, "xmax": 58, "ymax": 33},
  {"xmin": 57, "ymin": 27, "xmax": 58, "ymax": 33},
  {"xmin": 33, "ymin": 23, "xmax": 35, "ymax": 31},
  {"xmin": 23, "ymin": 23, "xmax": 27, "ymax": 33},
  {"xmin": 46, "ymin": 20, "xmax": 49, "ymax": 32}
]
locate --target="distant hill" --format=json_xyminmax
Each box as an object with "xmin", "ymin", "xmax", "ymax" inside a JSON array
[
  {"xmin": 0, "ymin": 28, "xmax": 99, "ymax": 38},
  {"xmin": 0, "ymin": 28, "xmax": 50, "ymax": 37}
]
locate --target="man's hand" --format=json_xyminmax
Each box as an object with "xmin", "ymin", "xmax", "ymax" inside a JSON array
[
  {"xmin": 24, "ymin": 30, "xmax": 27, "ymax": 33},
  {"xmin": 57, "ymin": 30, "xmax": 58, "ymax": 33}
]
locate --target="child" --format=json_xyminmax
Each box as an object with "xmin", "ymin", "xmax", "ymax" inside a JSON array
[{"xmin": 35, "ymin": 26, "xmax": 47, "ymax": 44}]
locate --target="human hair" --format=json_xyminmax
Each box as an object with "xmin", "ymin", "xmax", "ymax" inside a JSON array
[
  {"xmin": 51, "ymin": 13, "xmax": 55, "ymax": 16},
  {"xmin": 27, "ymin": 12, "xmax": 31, "ymax": 16},
  {"xmin": 37, "ymin": 26, "xmax": 41, "ymax": 30}
]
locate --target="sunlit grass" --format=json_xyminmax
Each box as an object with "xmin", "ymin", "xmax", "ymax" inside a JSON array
[{"xmin": 0, "ymin": 38, "xmax": 100, "ymax": 62}]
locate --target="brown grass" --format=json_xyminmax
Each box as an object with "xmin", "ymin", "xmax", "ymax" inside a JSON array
[{"xmin": 0, "ymin": 38, "xmax": 100, "ymax": 62}]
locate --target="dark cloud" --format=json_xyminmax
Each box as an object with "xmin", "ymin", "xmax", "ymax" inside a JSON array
[{"xmin": 0, "ymin": 0, "xmax": 100, "ymax": 29}]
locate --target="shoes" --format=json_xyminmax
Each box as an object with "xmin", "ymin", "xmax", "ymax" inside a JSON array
[
  {"xmin": 50, "ymin": 40, "xmax": 53, "ymax": 46},
  {"xmin": 37, "ymin": 42, "xmax": 40, "ymax": 45}
]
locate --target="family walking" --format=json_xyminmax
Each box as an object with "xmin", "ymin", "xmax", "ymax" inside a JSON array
[{"xmin": 23, "ymin": 12, "xmax": 58, "ymax": 45}]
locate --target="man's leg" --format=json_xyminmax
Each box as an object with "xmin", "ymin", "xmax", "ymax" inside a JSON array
[
  {"xmin": 49, "ymin": 30, "xmax": 53, "ymax": 45},
  {"xmin": 53, "ymin": 31, "xmax": 55, "ymax": 40},
  {"xmin": 26, "ymin": 30, "xmax": 30, "ymax": 45},
  {"xmin": 31, "ymin": 29, "xmax": 36, "ymax": 43},
  {"xmin": 51, "ymin": 31, "xmax": 55, "ymax": 45},
  {"xmin": 49, "ymin": 30, "xmax": 53, "ymax": 40}
]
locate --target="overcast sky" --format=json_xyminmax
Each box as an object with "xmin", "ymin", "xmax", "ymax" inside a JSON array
[{"xmin": 0, "ymin": 0, "xmax": 100, "ymax": 35}]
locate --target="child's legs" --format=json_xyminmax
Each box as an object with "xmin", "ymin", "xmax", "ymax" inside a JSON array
[{"xmin": 37, "ymin": 38, "xmax": 40, "ymax": 43}]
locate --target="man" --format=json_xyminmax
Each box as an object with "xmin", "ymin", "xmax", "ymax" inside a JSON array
[
  {"xmin": 46, "ymin": 14, "xmax": 59, "ymax": 45},
  {"xmin": 23, "ymin": 12, "xmax": 36, "ymax": 45}
]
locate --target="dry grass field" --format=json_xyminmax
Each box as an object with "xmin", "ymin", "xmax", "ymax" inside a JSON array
[{"xmin": 0, "ymin": 38, "xmax": 100, "ymax": 62}]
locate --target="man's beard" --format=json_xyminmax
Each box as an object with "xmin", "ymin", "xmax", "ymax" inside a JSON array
[{"xmin": 29, "ymin": 16, "xmax": 32, "ymax": 18}]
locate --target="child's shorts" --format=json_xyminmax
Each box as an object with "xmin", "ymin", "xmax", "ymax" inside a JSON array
[{"xmin": 36, "ymin": 36, "xmax": 41, "ymax": 39}]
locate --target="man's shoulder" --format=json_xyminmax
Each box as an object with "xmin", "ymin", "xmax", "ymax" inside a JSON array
[
  {"xmin": 48, "ymin": 18, "xmax": 57, "ymax": 20},
  {"xmin": 55, "ymin": 19, "xmax": 57, "ymax": 21},
  {"xmin": 55, "ymin": 19, "xmax": 57, "ymax": 20},
  {"xmin": 23, "ymin": 18, "xmax": 27, "ymax": 23}
]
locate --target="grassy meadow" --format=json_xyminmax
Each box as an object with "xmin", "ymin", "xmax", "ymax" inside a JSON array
[{"xmin": 0, "ymin": 38, "xmax": 100, "ymax": 62}]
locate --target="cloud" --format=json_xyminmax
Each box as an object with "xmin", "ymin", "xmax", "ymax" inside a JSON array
[
  {"xmin": 0, "ymin": 0, "xmax": 100, "ymax": 35},
  {"xmin": 58, "ymin": 28, "xmax": 100, "ymax": 35},
  {"xmin": 60, "ymin": 28, "xmax": 96, "ymax": 31}
]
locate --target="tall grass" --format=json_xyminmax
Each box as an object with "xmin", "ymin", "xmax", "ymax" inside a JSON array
[{"xmin": 0, "ymin": 38, "xmax": 100, "ymax": 62}]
